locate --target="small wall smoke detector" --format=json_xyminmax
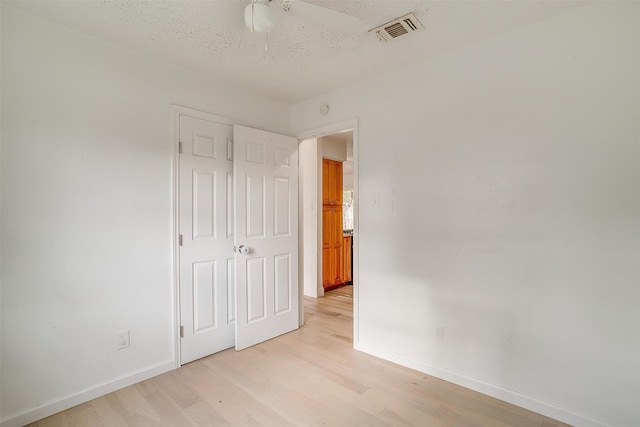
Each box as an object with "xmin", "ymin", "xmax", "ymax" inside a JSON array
[{"xmin": 369, "ymin": 13, "xmax": 424, "ymax": 43}]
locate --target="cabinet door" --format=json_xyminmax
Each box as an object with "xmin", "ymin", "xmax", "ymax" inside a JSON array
[
  {"xmin": 322, "ymin": 205, "xmax": 343, "ymax": 288},
  {"xmin": 331, "ymin": 160, "xmax": 343, "ymax": 206},
  {"xmin": 322, "ymin": 205, "xmax": 333, "ymax": 287},
  {"xmin": 322, "ymin": 158, "xmax": 344, "ymax": 289},
  {"xmin": 330, "ymin": 207, "xmax": 343, "ymax": 284},
  {"xmin": 323, "ymin": 158, "xmax": 343, "ymax": 206},
  {"xmin": 342, "ymin": 236, "xmax": 352, "ymax": 282},
  {"xmin": 322, "ymin": 158, "xmax": 330, "ymax": 205}
]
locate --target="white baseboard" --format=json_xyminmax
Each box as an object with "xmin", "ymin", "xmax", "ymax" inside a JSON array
[
  {"xmin": 353, "ymin": 341, "xmax": 609, "ymax": 427},
  {"xmin": 1, "ymin": 360, "xmax": 175, "ymax": 427},
  {"xmin": 2, "ymin": 345, "xmax": 612, "ymax": 427}
]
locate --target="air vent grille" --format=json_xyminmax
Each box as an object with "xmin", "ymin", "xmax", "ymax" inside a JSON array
[
  {"xmin": 369, "ymin": 13, "xmax": 424, "ymax": 43},
  {"xmin": 385, "ymin": 22, "xmax": 408, "ymax": 38}
]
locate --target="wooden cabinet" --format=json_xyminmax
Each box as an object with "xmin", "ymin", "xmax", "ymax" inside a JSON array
[
  {"xmin": 342, "ymin": 236, "xmax": 352, "ymax": 283},
  {"xmin": 322, "ymin": 158, "xmax": 345, "ymax": 290},
  {"xmin": 322, "ymin": 158, "xmax": 342, "ymax": 206},
  {"xmin": 322, "ymin": 205, "xmax": 342, "ymax": 288},
  {"xmin": 322, "ymin": 159, "xmax": 330, "ymax": 205}
]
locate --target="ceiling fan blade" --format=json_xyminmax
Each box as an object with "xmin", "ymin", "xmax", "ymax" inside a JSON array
[{"xmin": 285, "ymin": 0, "xmax": 363, "ymax": 32}]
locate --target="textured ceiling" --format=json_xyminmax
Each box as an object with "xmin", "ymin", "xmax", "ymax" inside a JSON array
[{"xmin": 5, "ymin": 0, "xmax": 591, "ymax": 103}]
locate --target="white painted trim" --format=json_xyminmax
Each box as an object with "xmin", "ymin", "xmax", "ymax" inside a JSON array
[
  {"xmin": 352, "ymin": 123, "xmax": 359, "ymax": 344},
  {"xmin": 316, "ymin": 139, "xmax": 324, "ymax": 299},
  {"xmin": 0, "ymin": 361, "xmax": 175, "ymax": 427},
  {"xmin": 171, "ymin": 105, "xmax": 181, "ymax": 368},
  {"xmin": 353, "ymin": 341, "xmax": 610, "ymax": 427},
  {"xmin": 297, "ymin": 140, "xmax": 305, "ymax": 324},
  {"xmin": 297, "ymin": 138, "xmax": 317, "ymax": 323},
  {"xmin": 296, "ymin": 118, "xmax": 359, "ymax": 344},
  {"xmin": 296, "ymin": 119, "xmax": 358, "ymax": 140},
  {"xmin": 171, "ymin": 104, "xmax": 254, "ymax": 128}
]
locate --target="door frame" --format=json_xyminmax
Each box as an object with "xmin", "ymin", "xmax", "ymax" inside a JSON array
[{"xmin": 296, "ymin": 118, "xmax": 359, "ymax": 343}]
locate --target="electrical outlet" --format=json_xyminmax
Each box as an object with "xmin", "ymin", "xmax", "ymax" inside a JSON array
[
  {"xmin": 434, "ymin": 327, "xmax": 444, "ymax": 342},
  {"xmin": 117, "ymin": 330, "xmax": 130, "ymax": 350}
]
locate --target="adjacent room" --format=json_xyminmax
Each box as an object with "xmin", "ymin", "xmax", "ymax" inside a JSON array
[{"xmin": 1, "ymin": 1, "xmax": 638, "ymax": 426}]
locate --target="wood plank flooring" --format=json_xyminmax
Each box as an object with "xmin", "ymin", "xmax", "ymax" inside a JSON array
[{"xmin": 28, "ymin": 286, "xmax": 569, "ymax": 426}]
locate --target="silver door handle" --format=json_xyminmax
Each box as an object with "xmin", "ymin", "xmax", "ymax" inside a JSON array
[{"xmin": 238, "ymin": 245, "xmax": 250, "ymax": 254}]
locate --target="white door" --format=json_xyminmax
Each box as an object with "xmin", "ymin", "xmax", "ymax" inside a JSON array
[
  {"xmin": 179, "ymin": 114, "xmax": 235, "ymax": 364},
  {"xmin": 233, "ymin": 125, "xmax": 299, "ymax": 350}
]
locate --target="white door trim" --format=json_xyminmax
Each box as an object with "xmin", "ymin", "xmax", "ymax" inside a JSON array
[{"xmin": 296, "ymin": 118, "xmax": 359, "ymax": 344}]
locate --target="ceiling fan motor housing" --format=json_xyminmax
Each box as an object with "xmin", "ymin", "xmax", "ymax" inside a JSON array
[{"xmin": 244, "ymin": 1, "xmax": 274, "ymax": 33}]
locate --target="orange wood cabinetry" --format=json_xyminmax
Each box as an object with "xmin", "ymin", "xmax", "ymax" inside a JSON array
[
  {"xmin": 322, "ymin": 158, "xmax": 345, "ymax": 290},
  {"xmin": 342, "ymin": 236, "xmax": 352, "ymax": 283},
  {"xmin": 322, "ymin": 158, "xmax": 342, "ymax": 206},
  {"xmin": 322, "ymin": 159, "xmax": 330, "ymax": 205},
  {"xmin": 322, "ymin": 205, "xmax": 342, "ymax": 287}
]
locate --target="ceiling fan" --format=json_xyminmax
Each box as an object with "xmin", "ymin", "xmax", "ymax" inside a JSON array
[{"xmin": 244, "ymin": 0, "xmax": 363, "ymax": 34}]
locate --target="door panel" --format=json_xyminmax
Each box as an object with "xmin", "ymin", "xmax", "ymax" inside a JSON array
[
  {"xmin": 332, "ymin": 160, "xmax": 343, "ymax": 206},
  {"xmin": 226, "ymin": 258, "xmax": 236, "ymax": 324},
  {"xmin": 274, "ymin": 177, "xmax": 291, "ymax": 237},
  {"xmin": 193, "ymin": 170, "xmax": 215, "ymax": 239},
  {"xmin": 331, "ymin": 207, "xmax": 342, "ymax": 284},
  {"xmin": 192, "ymin": 260, "xmax": 216, "ymax": 332},
  {"xmin": 322, "ymin": 205, "xmax": 343, "ymax": 288},
  {"xmin": 246, "ymin": 257, "xmax": 267, "ymax": 323},
  {"xmin": 274, "ymin": 254, "xmax": 292, "ymax": 314},
  {"xmin": 321, "ymin": 158, "xmax": 345, "ymax": 289},
  {"xmin": 234, "ymin": 125, "xmax": 299, "ymax": 351},
  {"xmin": 179, "ymin": 115, "xmax": 235, "ymax": 364},
  {"xmin": 246, "ymin": 174, "xmax": 266, "ymax": 238},
  {"xmin": 322, "ymin": 205, "xmax": 332, "ymax": 287},
  {"xmin": 322, "ymin": 159, "xmax": 330, "ymax": 205}
]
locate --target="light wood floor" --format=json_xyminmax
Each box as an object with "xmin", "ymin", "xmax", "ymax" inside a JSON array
[{"xmin": 29, "ymin": 286, "xmax": 569, "ymax": 427}]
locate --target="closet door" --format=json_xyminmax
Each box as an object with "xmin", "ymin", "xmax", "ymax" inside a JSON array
[
  {"xmin": 178, "ymin": 114, "xmax": 235, "ymax": 364},
  {"xmin": 233, "ymin": 125, "xmax": 300, "ymax": 351}
]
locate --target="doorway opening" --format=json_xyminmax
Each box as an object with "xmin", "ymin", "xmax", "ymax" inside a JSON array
[{"xmin": 297, "ymin": 120, "xmax": 358, "ymax": 342}]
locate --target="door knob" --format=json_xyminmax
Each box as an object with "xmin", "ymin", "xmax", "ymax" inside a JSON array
[{"xmin": 238, "ymin": 245, "xmax": 250, "ymax": 254}]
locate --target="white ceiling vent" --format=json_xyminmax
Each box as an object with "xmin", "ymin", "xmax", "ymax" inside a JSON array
[{"xmin": 369, "ymin": 13, "xmax": 424, "ymax": 43}]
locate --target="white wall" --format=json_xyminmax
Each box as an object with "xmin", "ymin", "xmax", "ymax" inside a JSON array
[
  {"xmin": 0, "ymin": 6, "xmax": 290, "ymax": 426},
  {"xmin": 320, "ymin": 133, "xmax": 354, "ymax": 191},
  {"xmin": 343, "ymin": 165, "xmax": 354, "ymax": 192},
  {"xmin": 293, "ymin": 2, "xmax": 640, "ymax": 426},
  {"xmin": 299, "ymin": 138, "xmax": 322, "ymax": 298},
  {"xmin": 320, "ymin": 135, "xmax": 347, "ymax": 161}
]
